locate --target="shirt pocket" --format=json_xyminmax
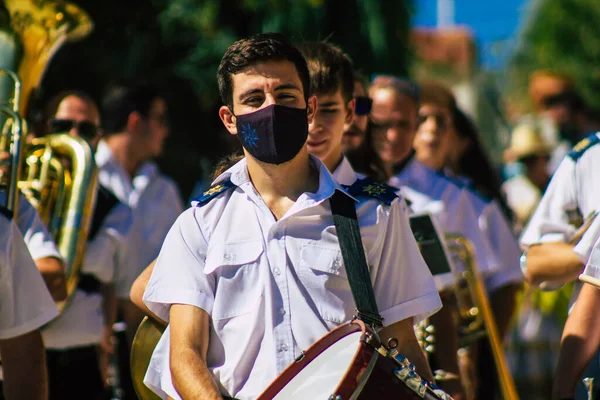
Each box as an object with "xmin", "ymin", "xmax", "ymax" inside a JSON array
[
  {"xmin": 206, "ymin": 241, "xmax": 265, "ymax": 321},
  {"xmin": 298, "ymin": 242, "xmax": 355, "ymax": 324}
]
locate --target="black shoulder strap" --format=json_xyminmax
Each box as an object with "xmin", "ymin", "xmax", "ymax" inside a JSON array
[
  {"xmin": 330, "ymin": 189, "xmax": 384, "ymax": 329},
  {"xmin": 0, "ymin": 204, "xmax": 13, "ymax": 220},
  {"xmin": 89, "ymin": 185, "xmax": 121, "ymax": 241}
]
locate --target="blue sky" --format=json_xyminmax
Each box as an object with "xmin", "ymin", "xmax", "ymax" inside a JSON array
[{"xmin": 412, "ymin": 0, "xmax": 535, "ymax": 69}]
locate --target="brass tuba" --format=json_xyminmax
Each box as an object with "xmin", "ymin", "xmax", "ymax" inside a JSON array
[{"xmin": 0, "ymin": 0, "xmax": 96, "ymax": 312}]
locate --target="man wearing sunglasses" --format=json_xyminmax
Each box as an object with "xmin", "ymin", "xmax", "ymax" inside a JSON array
[
  {"xmin": 341, "ymin": 74, "xmax": 371, "ymax": 153},
  {"xmin": 40, "ymin": 91, "xmax": 134, "ymax": 400}
]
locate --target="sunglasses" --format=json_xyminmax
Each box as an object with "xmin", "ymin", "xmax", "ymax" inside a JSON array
[
  {"xmin": 355, "ymin": 96, "xmax": 373, "ymax": 116},
  {"xmin": 49, "ymin": 119, "xmax": 99, "ymax": 140}
]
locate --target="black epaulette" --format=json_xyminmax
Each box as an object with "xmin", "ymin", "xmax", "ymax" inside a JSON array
[
  {"xmin": 344, "ymin": 178, "xmax": 399, "ymax": 206},
  {"xmin": 0, "ymin": 204, "xmax": 13, "ymax": 220},
  {"xmin": 568, "ymin": 133, "xmax": 600, "ymax": 161},
  {"xmin": 193, "ymin": 179, "xmax": 236, "ymax": 206}
]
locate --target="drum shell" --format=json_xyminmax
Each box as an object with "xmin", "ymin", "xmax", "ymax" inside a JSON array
[{"xmin": 258, "ymin": 320, "xmax": 443, "ymax": 400}]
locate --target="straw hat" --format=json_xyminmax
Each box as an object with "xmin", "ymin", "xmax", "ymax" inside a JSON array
[{"xmin": 504, "ymin": 124, "xmax": 552, "ymax": 163}]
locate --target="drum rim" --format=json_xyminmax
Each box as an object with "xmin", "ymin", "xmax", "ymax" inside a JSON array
[{"xmin": 257, "ymin": 319, "xmax": 368, "ymax": 399}]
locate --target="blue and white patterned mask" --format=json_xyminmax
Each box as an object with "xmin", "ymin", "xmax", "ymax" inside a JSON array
[{"xmin": 234, "ymin": 104, "xmax": 308, "ymax": 165}]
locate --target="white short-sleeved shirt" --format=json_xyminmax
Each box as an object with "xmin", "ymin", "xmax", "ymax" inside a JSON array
[
  {"xmin": 521, "ymin": 132, "xmax": 600, "ymax": 249},
  {"xmin": 0, "ymin": 191, "xmax": 61, "ymax": 261},
  {"xmin": 501, "ymin": 174, "xmax": 542, "ymax": 231},
  {"xmin": 142, "ymin": 156, "xmax": 441, "ymax": 400},
  {"xmin": 96, "ymin": 140, "xmax": 184, "ymax": 298},
  {"xmin": 0, "ymin": 213, "xmax": 59, "ymax": 339},
  {"xmin": 582, "ymin": 233, "xmax": 600, "ymax": 280},
  {"xmin": 42, "ymin": 195, "xmax": 133, "ymax": 349},
  {"xmin": 389, "ymin": 157, "xmax": 499, "ymax": 291}
]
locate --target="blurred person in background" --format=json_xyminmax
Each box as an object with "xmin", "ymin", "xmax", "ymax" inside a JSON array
[
  {"xmin": 341, "ymin": 72, "xmax": 370, "ymax": 153},
  {"xmin": 40, "ymin": 91, "xmax": 133, "ymax": 400},
  {"xmin": 502, "ymin": 123, "xmax": 551, "ymax": 234},
  {"xmin": 413, "ymin": 81, "xmax": 524, "ymax": 400},
  {"xmin": 528, "ymin": 71, "xmax": 598, "ymax": 173},
  {"xmin": 99, "ymin": 82, "xmax": 184, "ymax": 399}
]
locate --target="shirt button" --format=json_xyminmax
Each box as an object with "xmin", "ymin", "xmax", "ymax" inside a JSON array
[
  {"xmin": 273, "ymin": 267, "xmax": 281, "ymax": 276},
  {"xmin": 279, "ymin": 307, "xmax": 286, "ymax": 315},
  {"xmin": 280, "ymin": 344, "xmax": 288, "ymax": 352},
  {"xmin": 223, "ymin": 253, "xmax": 234, "ymax": 261}
]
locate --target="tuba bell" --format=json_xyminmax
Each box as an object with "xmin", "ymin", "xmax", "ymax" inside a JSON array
[{"xmin": 0, "ymin": 0, "xmax": 96, "ymax": 312}]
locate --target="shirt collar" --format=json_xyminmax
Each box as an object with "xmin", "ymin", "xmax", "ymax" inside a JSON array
[
  {"xmin": 211, "ymin": 155, "xmax": 358, "ymax": 207},
  {"xmin": 95, "ymin": 140, "xmax": 114, "ymax": 169},
  {"xmin": 332, "ymin": 156, "xmax": 358, "ymax": 186}
]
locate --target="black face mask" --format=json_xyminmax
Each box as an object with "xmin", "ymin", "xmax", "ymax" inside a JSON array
[{"xmin": 234, "ymin": 104, "xmax": 308, "ymax": 165}]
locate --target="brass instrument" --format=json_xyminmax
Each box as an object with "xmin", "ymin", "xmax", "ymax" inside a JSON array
[
  {"xmin": 0, "ymin": 70, "xmax": 23, "ymax": 214},
  {"xmin": 445, "ymin": 234, "xmax": 519, "ymax": 400},
  {"xmin": 1, "ymin": 0, "xmax": 96, "ymax": 311}
]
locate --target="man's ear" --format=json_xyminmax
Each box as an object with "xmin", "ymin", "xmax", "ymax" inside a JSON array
[
  {"xmin": 126, "ymin": 111, "xmax": 144, "ymax": 135},
  {"xmin": 219, "ymin": 106, "xmax": 238, "ymax": 135},
  {"xmin": 345, "ymin": 98, "xmax": 356, "ymax": 124},
  {"xmin": 306, "ymin": 95, "xmax": 318, "ymax": 125}
]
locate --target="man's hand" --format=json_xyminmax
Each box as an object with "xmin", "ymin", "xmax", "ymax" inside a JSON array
[
  {"xmin": 35, "ymin": 256, "xmax": 67, "ymax": 302},
  {"xmin": 379, "ymin": 318, "xmax": 435, "ymax": 382},
  {"xmin": 525, "ymin": 242, "xmax": 584, "ymax": 287}
]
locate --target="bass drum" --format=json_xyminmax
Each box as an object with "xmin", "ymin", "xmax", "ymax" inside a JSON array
[{"xmin": 257, "ymin": 319, "xmax": 451, "ymax": 400}]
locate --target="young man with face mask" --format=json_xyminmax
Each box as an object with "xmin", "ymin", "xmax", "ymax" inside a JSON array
[{"xmin": 140, "ymin": 33, "xmax": 441, "ymax": 400}]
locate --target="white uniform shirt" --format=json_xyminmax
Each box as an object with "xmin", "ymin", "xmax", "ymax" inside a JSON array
[
  {"xmin": 389, "ymin": 157, "xmax": 499, "ymax": 291},
  {"xmin": 0, "ymin": 192, "xmax": 61, "ymax": 261},
  {"xmin": 0, "ymin": 214, "xmax": 58, "ymax": 339},
  {"xmin": 143, "ymin": 156, "xmax": 441, "ymax": 400},
  {"xmin": 42, "ymin": 199, "xmax": 133, "ymax": 349},
  {"xmin": 520, "ymin": 132, "xmax": 600, "ymax": 301},
  {"xmin": 521, "ymin": 132, "xmax": 600, "ymax": 248},
  {"xmin": 95, "ymin": 140, "xmax": 184, "ymax": 297},
  {"xmin": 582, "ymin": 232, "xmax": 600, "ymax": 280}
]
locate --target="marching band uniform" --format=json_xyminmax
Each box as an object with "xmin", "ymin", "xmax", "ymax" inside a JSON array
[
  {"xmin": 0, "ymin": 211, "xmax": 59, "ymax": 340},
  {"xmin": 521, "ymin": 132, "xmax": 600, "ymax": 289},
  {"xmin": 95, "ymin": 140, "xmax": 184, "ymax": 298},
  {"xmin": 580, "ymin": 218, "xmax": 600, "ymax": 280},
  {"xmin": 142, "ymin": 155, "xmax": 442, "ymax": 400},
  {"xmin": 388, "ymin": 154, "xmax": 500, "ymax": 291},
  {"xmin": 41, "ymin": 185, "xmax": 132, "ymax": 398}
]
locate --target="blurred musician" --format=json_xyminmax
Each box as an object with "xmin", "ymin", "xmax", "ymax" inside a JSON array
[
  {"xmin": 0, "ymin": 209, "xmax": 59, "ymax": 400},
  {"xmin": 140, "ymin": 33, "xmax": 441, "ymax": 400},
  {"xmin": 520, "ymin": 129, "xmax": 600, "ymax": 399},
  {"xmin": 39, "ymin": 91, "xmax": 133, "ymax": 400},
  {"xmin": 369, "ymin": 75, "xmax": 503, "ymax": 399},
  {"xmin": 98, "ymin": 82, "xmax": 184, "ymax": 345},
  {"xmin": 412, "ymin": 85, "xmax": 524, "ymax": 398}
]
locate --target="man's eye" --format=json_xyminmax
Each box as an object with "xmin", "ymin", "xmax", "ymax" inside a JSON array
[
  {"xmin": 321, "ymin": 108, "xmax": 339, "ymax": 114},
  {"xmin": 278, "ymin": 94, "xmax": 295, "ymax": 100},
  {"xmin": 245, "ymin": 97, "xmax": 263, "ymax": 104}
]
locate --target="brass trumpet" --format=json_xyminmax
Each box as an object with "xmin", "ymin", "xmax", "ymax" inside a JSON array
[{"xmin": 445, "ymin": 234, "xmax": 519, "ymax": 400}]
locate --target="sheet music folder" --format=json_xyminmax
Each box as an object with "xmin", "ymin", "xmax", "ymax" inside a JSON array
[{"xmin": 409, "ymin": 213, "xmax": 453, "ymax": 276}]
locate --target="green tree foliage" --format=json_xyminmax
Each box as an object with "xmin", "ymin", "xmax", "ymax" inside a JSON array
[
  {"xmin": 509, "ymin": 0, "xmax": 600, "ymax": 111},
  {"xmin": 157, "ymin": 0, "xmax": 413, "ymax": 106}
]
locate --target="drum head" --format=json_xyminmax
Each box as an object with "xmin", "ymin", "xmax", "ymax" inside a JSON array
[{"xmin": 265, "ymin": 322, "xmax": 367, "ymax": 400}]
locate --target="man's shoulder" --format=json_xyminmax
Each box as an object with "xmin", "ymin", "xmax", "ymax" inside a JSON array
[
  {"xmin": 191, "ymin": 179, "xmax": 237, "ymax": 207},
  {"xmin": 344, "ymin": 177, "xmax": 399, "ymax": 206},
  {"xmin": 567, "ymin": 132, "xmax": 600, "ymax": 161}
]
